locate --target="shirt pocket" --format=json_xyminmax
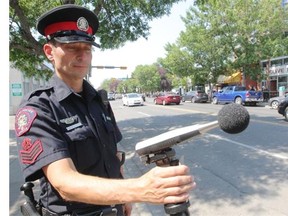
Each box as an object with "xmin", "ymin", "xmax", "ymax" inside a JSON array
[
  {"xmin": 64, "ymin": 124, "xmax": 94, "ymax": 141},
  {"xmin": 65, "ymin": 125, "xmax": 102, "ymax": 173}
]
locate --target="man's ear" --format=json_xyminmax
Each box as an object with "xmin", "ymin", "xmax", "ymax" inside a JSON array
[{"xmin": 43, "ymin": 43, "xmax": 54, "ymax": 61}]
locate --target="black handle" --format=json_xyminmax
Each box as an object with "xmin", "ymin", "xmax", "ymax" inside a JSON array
[{"xmin": 20, "ymin": 182, "xmax": 37, "ymax": 205}]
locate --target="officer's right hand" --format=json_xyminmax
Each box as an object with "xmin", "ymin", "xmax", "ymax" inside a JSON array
[{"xmin": 137, "ymin": 165, "xmax": 196, "ymax": 204}]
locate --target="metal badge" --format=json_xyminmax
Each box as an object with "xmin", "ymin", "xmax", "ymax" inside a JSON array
[
  {"xmin": 60, "ymin": 115, "xmax": 83, "ymax": 131},
  {"xmin": 77, "ymin": 17, "xmax": 89, "ymax": 32},
  {"xmin": 60, "ymin": 115, "xmax": 78, "ymax": 124}
]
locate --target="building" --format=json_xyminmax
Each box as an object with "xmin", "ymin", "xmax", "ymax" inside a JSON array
[
  {"xmin": 261, "ymin": 55, "xmax": 288, "ymax": 98},
  {"xmin": 9, "ymin": 63, "xmax": 51, "ymax": 115}
]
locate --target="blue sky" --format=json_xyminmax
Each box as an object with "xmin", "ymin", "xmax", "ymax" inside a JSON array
[{"xmin": 90, "ymin": 0, "xmax": 194, "ymax": 88}]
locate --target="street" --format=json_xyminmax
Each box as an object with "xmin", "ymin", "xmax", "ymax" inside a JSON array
[
  {"xmin": 9, "ymin": 98, "xmax": 288, "ymax": 216},
  {"xmin": 112, "ymin": 98, "xmax": 288, "ymax": 216}
]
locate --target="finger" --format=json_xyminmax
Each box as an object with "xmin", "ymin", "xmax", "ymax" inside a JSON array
[
  {"xmin": 150, "ymin": 181, "xmax": 196, "ymax": 204},
  {"xmin": 155, "ymin": 174, "xmax": 195, "ymax": 189},
  {"xmin": 163, "ymin": 180, "xmax": 196, "ymax": 197},
  {"xmin": 163, "ymin": 192, "xmax": 191, "ymax": 204},
  {"xmin": 153, "ymin": 165, "xmax": 190, "ymax": 178}
]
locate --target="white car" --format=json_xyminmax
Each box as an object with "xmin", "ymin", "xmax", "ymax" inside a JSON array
[
  {"xmin": 107, "ymin": 92, "xmax": 115, "ymax": 100},
  {"xmin": 122, "ymin": 93, "xmax": 144, "ymax": 107}
]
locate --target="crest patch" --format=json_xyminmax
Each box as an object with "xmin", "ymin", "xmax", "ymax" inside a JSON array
[
  {"xmin": 20, "ymin": 138, "xmax": 43, "ymax": 164},
  {"xmin": 15, "ymin": 107, "xmax": 37, "ymax": 136}
]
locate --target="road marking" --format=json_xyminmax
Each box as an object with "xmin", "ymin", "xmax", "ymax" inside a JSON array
[
  {"xmin": 151, "ymin": 104, "xmax": 217, "ymax": 115},
  {"xmin": 251, "ymin": 118, "xmax": 288, "ymax": 126},
  {"xmin": 207, "ymin": 134, "xmax": 288, "ymax": 160},
  {"xmin": 10, "ymin": 141, "xmax": 17, "ymax": 146},
  {"xmin": 137, "ymin": 112, "xmax": 151, "ymax": 117}
]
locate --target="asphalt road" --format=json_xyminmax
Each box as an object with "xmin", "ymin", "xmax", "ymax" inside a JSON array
[
  {"xmin": 9, "ymin": 98, "xmax": 288, "ymax": 216},
  {"xmin": 112, "ymin": 98, "xmax": 288, "ymax": 216}
]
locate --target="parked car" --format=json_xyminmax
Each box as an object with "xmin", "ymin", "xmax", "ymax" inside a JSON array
[
  {"xmin": 268, "ymin": 93, "xmax": 288, "ymax": 109},
  {"xmin": 154, "ymin": 92, "xmax": 181, "ymax": 105},
  {"xmin": 182, "ymin": 90, "xmax": 208, "ymax": 103},
  {"xmin": 278, "ymin": 97, "xmax": 288, "ymax": 121},
  {"xmin": 122, "ymin": 93, "xmax": 144, "ymax": 107},
  {"xmin": 107, "ymin": 92, "xmax": 115, "ymax": 100},
  {"xmin": 212, "ymin": 85, "xmax": 263, "ymax": 106}
]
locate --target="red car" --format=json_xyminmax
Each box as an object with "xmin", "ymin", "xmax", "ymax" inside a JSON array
[{"xmin": 154, "ymin": 92, "xmax": 181, "ymax": 105}]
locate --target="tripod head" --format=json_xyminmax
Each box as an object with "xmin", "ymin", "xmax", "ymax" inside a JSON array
[{"xmin": 139, "ymin": 147, "xmax": 190, "ymax": 216}]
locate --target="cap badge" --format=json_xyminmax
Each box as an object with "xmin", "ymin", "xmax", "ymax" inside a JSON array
[{"xmin": 77, "ymin": 17, "xmax": 89, "ymax": 32}]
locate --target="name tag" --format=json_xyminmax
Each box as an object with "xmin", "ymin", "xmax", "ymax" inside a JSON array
[{"xmin": 66, "ymin": 122, "xmax": 83, "ymax": 131}]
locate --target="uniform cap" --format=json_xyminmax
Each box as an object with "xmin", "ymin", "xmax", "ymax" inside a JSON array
[{"xmin": 36, "ymin": 4, "xmax": 100, "ymax": 47}]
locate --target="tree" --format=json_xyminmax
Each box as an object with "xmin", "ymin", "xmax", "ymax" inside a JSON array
[
  {"xmin": 98, "ymin": 77, "xmax": 121, "ymax": 92},
  {"xmin": 9, "ymin": 0, "xmax": 184, "ymax": 79},
  {"xmin": 162, "ymin": 0, "xmax": 288, "ymax": 86},
  {"xmin": 132, "ymin": 64, "xmax": 162, "ymax": 93},
  {"xmin": 122, "ymin": 78, "xmax": 138, "ymax": 93}
]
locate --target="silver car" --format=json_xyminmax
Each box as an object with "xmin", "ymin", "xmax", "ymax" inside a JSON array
[
  {"xmin": 182, "ymin": 90, "xmax": 208, "ymax": 103},
  {"xmin": 268, "ymin": 93, "xmax": 288, "ymax": 109}
]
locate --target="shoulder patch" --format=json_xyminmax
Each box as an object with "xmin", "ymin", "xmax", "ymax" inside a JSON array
[
  {"xmin": 15, "ymin": 107, "xmax": 37, "ymax": 137},
  {"xmin": 20, "ymin": 138, "xmax": 43, "ymax": 164}
]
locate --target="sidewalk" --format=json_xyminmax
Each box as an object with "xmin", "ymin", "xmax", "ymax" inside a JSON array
[{"xmin": 9, "ymin": 115, "xmax": 161, "ymax": 216}]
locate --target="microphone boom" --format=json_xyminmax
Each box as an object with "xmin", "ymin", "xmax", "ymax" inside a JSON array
[
  {"xmin": 135, "ymin": 121, "xmax": 218, "ymax": 156},
  {"xmin": 135, "ymin": 103, "xmax": 250, "ymax": 157}
]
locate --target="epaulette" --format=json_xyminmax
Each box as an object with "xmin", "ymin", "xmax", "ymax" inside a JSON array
[{"xmin": 24, "ymin": 86, "xmax": 54, "ymax": 101}]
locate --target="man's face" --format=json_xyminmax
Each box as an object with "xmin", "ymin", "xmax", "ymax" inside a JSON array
[{"xmin": 45, "ymin": 42, "xmax": 93, "ymax": 80}]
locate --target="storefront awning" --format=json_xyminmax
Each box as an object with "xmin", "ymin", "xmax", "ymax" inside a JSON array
[
  {"xmin": 225, "ymin": 72, "xmax": 242, "ymax": 84},
  {"xmin": 217, "ymin": 75, "xmax": 227, "ymax": 83}
]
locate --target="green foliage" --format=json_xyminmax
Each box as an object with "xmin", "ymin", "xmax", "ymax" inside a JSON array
[
  {"xmin": 163, "ymin": 0, "xmax": 288, "ymax": 85},
  {"xmin": 9, "ymin": 0, "xmax": 183, "ymax": 79},
  {"xmin": 97, "ymin": 77, "xmax": 122, "ymax": 92},
  {"xmin": 132, "ymin": 64, "xmax": 161, "ymax": 92},
  {"xmin": 99, "ymin": 63, "xmax": 172, "ymax": 93},
  {"xmin": 12, "ymin": 0, "xmax": 287, "ymax": 92},
  {"xmin": 119, "ymin": 78, "xmax": 139, "ymax": 93}
]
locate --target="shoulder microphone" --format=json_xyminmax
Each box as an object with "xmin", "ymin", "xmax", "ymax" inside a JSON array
[{"xmin": 135, "ymin": 103, "xmax": 250, "ymax": 156}]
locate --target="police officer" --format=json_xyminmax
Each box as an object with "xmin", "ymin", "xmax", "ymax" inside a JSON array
[{"xmin": 15, "ymin": 4, "xmax": 196, "ymax": 216}]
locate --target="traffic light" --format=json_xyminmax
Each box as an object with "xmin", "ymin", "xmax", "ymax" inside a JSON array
[
  {"xmin": 104, "ymin": 66, "xmax": 116, "ymax": 69},
  {"xmin": 91, "ymin": 66, "xmax": 127, "ymax": 70},
  {"xmin": 92, "ymin": 66, "xmax": 104, "ymax": 69}
]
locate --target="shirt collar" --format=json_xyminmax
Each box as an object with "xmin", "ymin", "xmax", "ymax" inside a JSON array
[{"xmin": 50, "ymin": 74, "xmax": 98, "ymax": 102}]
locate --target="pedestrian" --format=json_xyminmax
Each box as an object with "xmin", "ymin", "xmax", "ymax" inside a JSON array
[
  {"xmin": 249, "ymin": 85, "xmax": 255, "ymax": 91},
  {"xmin": 15, "ymin": 4, "xmax": 196, "ymax": 216}
]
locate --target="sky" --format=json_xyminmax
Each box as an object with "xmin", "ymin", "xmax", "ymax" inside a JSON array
[{"xmin": 90, "ymin": 0, "xmax": 194, "ymax": 88}]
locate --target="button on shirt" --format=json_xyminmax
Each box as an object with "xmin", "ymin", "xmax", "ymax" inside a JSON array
[{"xmin": 15, "ymin": 75, "xmax": 122, "ymax": 214}]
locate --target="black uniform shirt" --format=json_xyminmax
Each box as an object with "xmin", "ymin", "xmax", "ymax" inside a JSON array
[{"xmin": 15, "ymin": 75, "xmax": 122, "ymax": 214}]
